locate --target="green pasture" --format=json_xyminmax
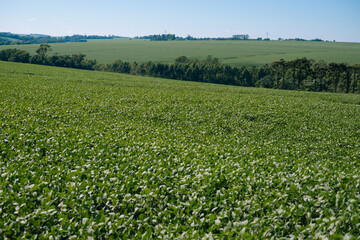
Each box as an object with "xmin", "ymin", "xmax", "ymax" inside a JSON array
[
  {"xmin": 1, "ymin": 38, "xmax": 359, "ymax": 65},
  {"xmin": 1, "ymin": 61, "xmax": 360, "ymax": 238}
]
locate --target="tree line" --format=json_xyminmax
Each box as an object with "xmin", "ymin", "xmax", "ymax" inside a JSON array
[
  {"xmin": 135, "ymin": 34, "xmax": 327, "ymax": 42},
  {"xmin": 1, "ymin": 44, "xmax": 359, "ymax": 94},
  {"xmin": 0, "ymin": 46, "xmax": 97, "ymax": 70}
]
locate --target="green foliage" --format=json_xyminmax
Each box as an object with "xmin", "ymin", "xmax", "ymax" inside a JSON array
[
  {"xmin": 0, "ymin": 37, "xmax": 13, "ymax": 45},
  {"xmin": 107, "ymin": 56, "xmax": 360, "ymax": 94},
  {"xmin": 33, "ymin": 44, "xmax": 52, "ymax": 65},
  {"xmin": 0, "ymin": 48, "xmax": 30, "ymax": 63},
  {"xmin": 142, "ymin": 34, "xmax": 176, "ymax": 41},
  {"xmin": 35, "ymin": 44, "xmax": 52, "ymax": 58},
  {"xmin": 1, "ymin": 61, "xmax": 360, "ymax": 238}
]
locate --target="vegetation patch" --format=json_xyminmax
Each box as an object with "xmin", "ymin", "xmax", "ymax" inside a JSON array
[{"xmin": 0, "ymin": 61, "xmax": 359, "ymax": 238}]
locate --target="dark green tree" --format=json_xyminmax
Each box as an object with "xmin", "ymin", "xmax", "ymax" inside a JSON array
[
  {"xmin": 175, "ymin": 56, "xmax": 189, "ymax": 64},
  {"xmin": 0, "ymin": 49, "xmax": 30, "ymax": 63},
  {"xmin": 312, "ymin": 60, "xmax": 327, "ymax": 92},
  {"xmin": 271, "ymin": 59, "xmax": 286, "ymax": 88},
  {"xmin": 328, "ymin": 63, "xmax": 347, "ymax": 93},
  {"xmin": 351, "ymin": 65, "xmax": 360, "ymax": 93},
  {"xmin": 35, "ymin": 44, "xmax": 52, "ymax": 64}
]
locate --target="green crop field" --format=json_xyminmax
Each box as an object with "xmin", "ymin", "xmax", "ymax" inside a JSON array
[
  {"xmin": 1, "ymin": 61, "xmax": 360, "ymax": 239},
  {"xmin": 1, "ymin": 39, "xmax": 360, "ymax": 66}
]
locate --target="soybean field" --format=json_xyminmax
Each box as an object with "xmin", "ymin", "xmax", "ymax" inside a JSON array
[
  {"xmin": 0, "ymin": 61, "xmax": 360, "ymax": 239},
  {"xmin": 0, "ymin": 39, "xmax": 360, "ymax": 65}
]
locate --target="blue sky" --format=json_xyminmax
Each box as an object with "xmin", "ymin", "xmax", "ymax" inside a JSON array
[{"xmin": 1, "ymin": 0, "xmax": 359, "ymax": 42}]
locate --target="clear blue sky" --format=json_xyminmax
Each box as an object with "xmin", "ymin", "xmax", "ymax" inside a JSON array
[{"xmin": 1, "ymin": 0, "xmax": 359, "ymax": 42}]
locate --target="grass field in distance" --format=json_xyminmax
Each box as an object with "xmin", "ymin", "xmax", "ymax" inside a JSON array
[
  {"xmin": 1, "ymin": 61, "xmax": 360, "ymax": 238},
  {"xmin": 1, "ymin": 38, "xmax": 360, "ymax": 66}
]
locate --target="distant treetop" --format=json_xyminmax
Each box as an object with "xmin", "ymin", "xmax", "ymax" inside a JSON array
[{"xmin": 134, "ymin": 34, "xmax": 252, "ymax": 41}]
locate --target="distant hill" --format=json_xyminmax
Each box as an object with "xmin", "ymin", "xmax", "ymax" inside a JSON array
[
  {"xmin": 0, "ymin": 32, "xmax": 124, "ymax": 45},
  {"xmin": 27, "ymin": 34, "xmax": 52, "ymax": 38}
]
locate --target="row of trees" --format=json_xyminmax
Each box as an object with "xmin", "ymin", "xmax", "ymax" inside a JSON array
[
  {"xmin": 1, "ymin": 44, "xmax": 359, "ymax": 94},
  {"xmin": 102, "ymin": 56, "xmax": 360, "ymax": 94},
  {"xmin": 135, "ymin": 34, "xmax": 252, "ymax": 41},
  {"xmin": 135, "ymin": 34, "xmax": 177, "ymax": 41},
  {"xmin": 0, "ymin": 44, "xmax": 97, "ymax": 70},
  {"xmin": 135, "ymin": 34, "xmax": 327, "ymax": 42}
]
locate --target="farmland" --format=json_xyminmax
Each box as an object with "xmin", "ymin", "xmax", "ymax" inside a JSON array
[
  {"xmin": 1, "ymin": 61, "xmax": 360, "ymax": 238},
  {"xmin": 0, "ymin": 39, "xmax": 360, "ymax": 66}
]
